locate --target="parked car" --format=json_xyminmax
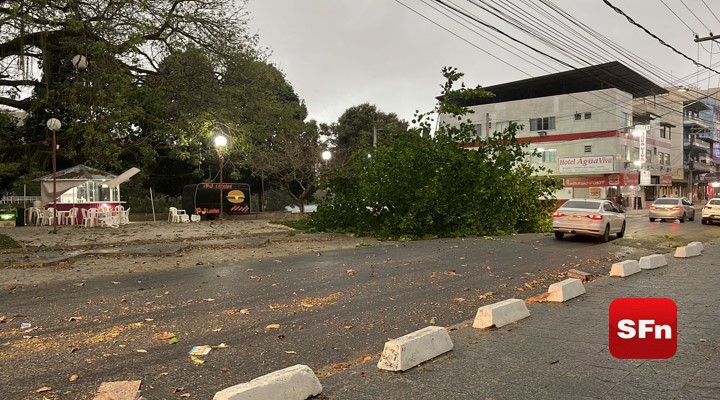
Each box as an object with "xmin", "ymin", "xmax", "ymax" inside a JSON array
[
  {"xmin": 701, "ymin": 198, "xmax": 720, "ymax": 225},
  {"xmin": 648, "ymin": 197, "xmax": 695, "ymax": 222},
  {"xmin": 552, "ymin": 199, "xmax": 626, "ymax": 242}
]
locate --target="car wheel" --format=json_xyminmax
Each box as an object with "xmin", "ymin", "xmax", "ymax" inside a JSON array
[
  {"xmin": 616, "ymin": 221, "xmax": 626, "ymax": 238},
  {"xmin": 679, "ymin": 213, "xmax": 686, "ymax": 223},
  {"xmin": 649, "ymin": 217, "xmax": 654, "ymax": 222},
  {"xmin": 689, "ymin": 211, "xmax": 695, "ymax": 221},
  {"xmin": 702, "ymin": 218, "xmax": 708, "ymax": 225},
  {"xmin": 554, "ymin": 231, "xmax": 564, "ymax": 239},
  {"xmin": 599, "ymin": 225, "xmax": 610, "ymax": 243}
]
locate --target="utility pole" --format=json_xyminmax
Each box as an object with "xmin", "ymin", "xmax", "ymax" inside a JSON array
[
  {"xmin": 373, "ymin": 125, "xmax": 377, "ymax": 148},
  {"xmin": 694, "ymin": 33, "xmax": 720, "ymax": 42},
  {"xmin": 688, "ymin": 134, "xmax": 695, "ymax": 203}
]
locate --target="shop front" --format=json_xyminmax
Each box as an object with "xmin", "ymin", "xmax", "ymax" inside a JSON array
[{"xmin": 562, "ymin": 173, "xmax": 640, "ymax": 208}]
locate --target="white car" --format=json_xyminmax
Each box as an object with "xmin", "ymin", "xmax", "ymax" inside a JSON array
[
  {"xmin": 552, "ymin": 199, "xmax": 626, "ymax": 242},
  {"xmin": 701, "ymin": 198, "xmax": 720, "ymax": 225}
]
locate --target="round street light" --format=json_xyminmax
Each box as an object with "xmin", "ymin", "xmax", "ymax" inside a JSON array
[
  {"xmin": 47, "ymin": 118, "xmax": 62, "ymax": 233},
  {"xmin": 214, "ymin": 134, "xmax": 228, "ymax": 221},
  {"xmin": 321, "ymin": 150, "xmax": 332, "ymax": 161}
]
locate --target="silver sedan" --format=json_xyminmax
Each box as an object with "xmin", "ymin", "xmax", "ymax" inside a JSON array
[
  {"xmin": 648, "ymin": 197, "xmax": 695, "ymax": 222},
  {"xmin": 552, "ymin": 199, "xmax": 626, "ymax": 242}
]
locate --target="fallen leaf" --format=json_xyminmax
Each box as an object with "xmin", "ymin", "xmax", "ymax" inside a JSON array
[
  {"xmin": 451, "ymin": 297, "xmax": 465, "ymax": 303},
  {"xmin": 266, "ymin": 324, "xmax": 281, "ymax": 330},
  {"xmin": 284, "ymin": 350, "xmax": 297, "ymax": 354},
  {"xmin": 190, "ymin": 356, "xmax": 205, "ymax": 364},
  {"xmin": 173, "ymin": 387, "xmax": 185, "ymax": 393},
  {"xmin": 332, "ymin": 363, "xmax": 349, "ymax": 370},
  {"xmin": 346, "ymin": 269, "xmax": 356, "ymax": 276},
  {"xmin": 212, "ymin": 328, "xmax": 222, "ymax": 332},
  {"xmin": 221, "ymin": 367, "xmax": 230, "ymax": 373},
  {"xmin": 524, "ymin": 283, "xmax": 533, "ymax": 289},
  {"xmin": 168, "ymin": 337, "xmax": 179, "ymax": 345},
  {"xmin": 69, "ymin": 374, "xmax": 78, "ymax": 382},
  {"xmin": 361, "ymin": 356, "xmax": 373, "ymax": 363},
  {"xmin": 35, "ymin": 387, "xmax": 52, "ymax": 393},
  {"xmin": 136, "ymin": 349, "xmax": 148, "ymax": 353},
  {"xmin": 74, "ymin": 282, "xmax": 85, "ymax": 287},
  {"xmin": 68, "ymin": 316, "xmax": 82, "ymax": 321},
  {"xmin": 180, "ymin": 394, "xmax": 191, "ymax": 398},
  {"xmin": 154, "ymin": 332, "xmax": 176, "ymax": 340},
  {"xmin": 429, "ymin": 317, "xmax": 437, "ymax": 325},
  {"xmin": 444, "ymin": 270, "xmax": 457, "ymax": 276},
  {"xmin": 144, "ymin": 318, "xmax": 154, "ymax": 322},
  {"xmin": 111, "ymin": 281, "xmax": 121, "ymax": 284},
  {"xmin": 344, "ymin": 324, "xmax": 353, "ymax": 329},
  {"xmin": 211, "ymin": 343, "xmax": 229, "ymax": 349},
  {"xmin": 0, "ymin": 316, "xmax": 7, "ymax": 323},
  {"xmin": 203, "ymin": 298, "xmax": 216, "ymax": 302}
]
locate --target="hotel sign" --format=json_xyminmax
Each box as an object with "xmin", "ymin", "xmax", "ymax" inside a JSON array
[{"xmin": 558, "ymin": 156, "xmax": 615, "ymax": 173}]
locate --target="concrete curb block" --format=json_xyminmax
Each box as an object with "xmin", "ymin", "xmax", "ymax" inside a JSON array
[
  {"xmin": 547, "ymin": 278, "xmax": 586, "ymax": 302},
  {"xmin": 472, "ymin": 298, "xmax": 530, "ymax": 329},
  {"xmin": 674, "ymin": 243, "xmax": 702, "ymax": 258},
  {"xmin": 639, "ymin": 254, "xmax": 668, "ymax": 269},
  {"xmin": 212, "ymin": 364, "xmax": 322, "ymax": 400},
  {"xmin": 689, "ymin": 241, "xmax": 704, "ymax": 252},
  {"xmin": 610, "ymin": 260, "xmax": 641, "ymax": 277},
  {"xmin": 377, "ymin": 326, "xmax": 453, "ymax": 372}
]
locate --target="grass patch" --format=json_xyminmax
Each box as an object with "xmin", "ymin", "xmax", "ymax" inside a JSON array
[
  {"xmin": 272, "ymin": 219, "xmax": 315, "ymax": 232},
  {"xmin": 0, "ymin": 233, "xmax": 21, "ymax": 249}
]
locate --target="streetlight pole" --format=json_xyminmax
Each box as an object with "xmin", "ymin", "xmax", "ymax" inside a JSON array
[
  {"xmin": 633, "ymin": 160, "xmax": 642, "ymax": 211},
  {"xmin": 214, "ymin": 134, "xmax": 227, "ymax": 221},
  {"xmin": 47, "ymin": 118, "xmax": 61, "ymax": 233}
]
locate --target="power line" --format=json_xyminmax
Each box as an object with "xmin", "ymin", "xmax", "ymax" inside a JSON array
[
  {"xmin": 701, "ymin": 0, "xmax": 720, "ymax": 25},
  {"xmin": 678, "ymin": 0, "xmax": 713, "ymax": 34},
  {"xmin": 659, "ymin": 0, "xmax": 697, "ymax": 34},
  {"xmin": 392, "ymin": 0, "xmax": 532, "ymax": 77},
  {"xmin": 603, "ymin": 0, "xmax": 720, "ymax": 75}
]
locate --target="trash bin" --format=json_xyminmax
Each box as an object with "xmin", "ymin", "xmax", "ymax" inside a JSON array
[{"xmin": 15, "ymin": 207, "xmax": 24, "ymax": 227}]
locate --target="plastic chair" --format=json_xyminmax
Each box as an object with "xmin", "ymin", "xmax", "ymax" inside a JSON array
[
  {"xmin": 39, "ymin": 208, "xmax": 55, "ymax": 226},
  {"xmin": 169, "ymin": 207, "xmax": 189, "ymax": 223},
  {"xmin": 119, "ymin": 208, "xmax": 130, "ymax": 225},
  {"xmin": 64, "ymin": 207, "xmax": 79, "ymax": 226}
]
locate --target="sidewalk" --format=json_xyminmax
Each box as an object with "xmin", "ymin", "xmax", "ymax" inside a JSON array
[{"xmin": 321, "ymin": 241, "xmax": 720, "ymax": 399}]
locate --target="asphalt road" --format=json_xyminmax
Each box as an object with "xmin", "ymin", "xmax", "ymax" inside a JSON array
[{"xmin": 2, "ymin": 219, "xmax": 719, "ymax": 399}]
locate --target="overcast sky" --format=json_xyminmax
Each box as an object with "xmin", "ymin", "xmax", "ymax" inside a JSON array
[{"xmin": 246, "ymin": 0, "xmax": 720, "ymax": 125}]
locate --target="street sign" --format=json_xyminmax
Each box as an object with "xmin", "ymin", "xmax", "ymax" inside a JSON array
[{"xmin": 634, "ymin": 124, "xmax": 651, "ymax": 130}]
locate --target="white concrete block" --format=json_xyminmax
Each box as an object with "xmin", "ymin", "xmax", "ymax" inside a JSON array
[
  {"xmin": 610, "ymin": 260, "xmax": 641, "ymax": 277},
  {"xmin": 689, "ymin": 241, "xmax": 704, "ymax": 252},
  {"xmin": 213, "ymin": 364, "xmax": 322, "ymax": 400},
  {"xmin": 472, "ymin": 298, "xmax": 530, "ymax": 329},
  {"xmin": 377, "ymin": 326, "xmax": 453, "ymax": 372},
  {"xmin": 639, "ymin": 254, "xmax": 668, "ymax": 270},
  {"xmin": 547, "ymin": 278, "xmax": 586, "ymax": 302},
  {"xmin": 674, "ymin": 244, "xmax": 702, "ymax": 258}
]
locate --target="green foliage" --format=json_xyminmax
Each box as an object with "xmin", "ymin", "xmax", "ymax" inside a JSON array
[
  {"xmin": 0, "ymin": 234, "xmax": 21, "ymax": 249},
  {"xmin": 310, "ymin": 67, "xmax": 561, "ymax": 239}
]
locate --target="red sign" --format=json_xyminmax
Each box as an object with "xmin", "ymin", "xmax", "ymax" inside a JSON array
[
  {"xmin": 563, "ymin": 174, "xmax": 639, "ymax": 187},
  {"xmin": 660, "ymin": 175, "xmax": 673, "ymax": 186},
  {"xmin": 609, "ymin": 298, "xmax": 677, "ymax": 359}
]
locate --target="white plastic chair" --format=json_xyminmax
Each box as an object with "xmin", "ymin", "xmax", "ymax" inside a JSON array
[
  {"xmin": 169, "ymin": 207, "xmax": 189, "ymax": 223},
  {"xmin": 64, "ymin": 207, "xmax": 79, "ymax": 226},
  {"xmin": 119, "ymin": 208, "xmax": 130, "ymax": 225},
  {"xmin": 82, "ymin": 208, "xmax": 98, "ymax": 228},
  {"xmin": 39, "ymin": 208, "xmax": 55, "ymax": 226}
]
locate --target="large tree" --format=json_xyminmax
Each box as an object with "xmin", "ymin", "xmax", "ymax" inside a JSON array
[{"xmin": 0, "ymin": 0, "xmax": 258, "ymax": 191}]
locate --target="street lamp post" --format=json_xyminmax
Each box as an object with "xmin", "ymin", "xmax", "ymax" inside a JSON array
[
  {"xmin": 321, "ymin": 150, "xmax": 332, "ymax": 168},
  {"xmin": 47, "ymin": 118, "xmax": 62, "ymax": 233},
  {"xmin": 214, "ymin": 134, "xmax": 227, "ymax": 221}
]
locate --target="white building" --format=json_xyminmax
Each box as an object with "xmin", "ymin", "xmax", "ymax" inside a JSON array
[{"xmin": 439, "ymin": 62, "xmax": 673, "ymax": 208}]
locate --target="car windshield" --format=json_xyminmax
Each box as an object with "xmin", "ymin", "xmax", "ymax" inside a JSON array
[
  {"xmin": 560, "ymin": 200, "xmax": 601, "ymax": 210},
  {"xmin": 654, "ymin": 199, "xmax": 679, "ymax": 205},
  {"xmin": 708, "ymin": 199, "xmax": 720, "ymax": 205}
]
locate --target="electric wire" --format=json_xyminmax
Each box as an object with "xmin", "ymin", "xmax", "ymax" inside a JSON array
[
  {"xmin": 678, "ymin": 0, "xmax": 713, "ymax": 34},
  {"xmin": 603, "ymin": 0, "xmax": 720, "ymax": 75},
  {"xmin": 701, "ymin": 0, "xmax": 720, "ymax": 25},
  {"xmin": 659, "ymin": 0, "xmax": 698, "ymax": 34}
]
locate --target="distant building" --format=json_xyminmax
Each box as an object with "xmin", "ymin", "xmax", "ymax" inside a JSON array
[{"xmin": 436, "ymin": 62, "xmax": 708, "ymax": 207}]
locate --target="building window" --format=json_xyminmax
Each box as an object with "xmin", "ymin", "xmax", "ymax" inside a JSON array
[
  {"xmin": 623, "ymin": 112, "xmax": 631, "ymax": 129},
  {"xmin": 494, "ymin": 121, "xmax": 510, "ymax": 133},
  {"xmin": 633, "ymin": 147, "xmax": 639, "ymax": 160},
  {"xmin": 660, "ymin": 126, "xmax": 667, "ymax": 139},
  {"xmin": 622, "ymin": 145, "xmax": 630, "ymax": 160},
  {"xmin": 473, "ymin": 124, "xmax": 482, "ymax": 139},
  {"xmin": 574, "ymin": 113, "xmax": 582, "ymax": 120},
  {"xmin": 646, "ymin": 149, "xmax": 652, "ymax": 163},
  {"xmin": 529, "ymin": 117, "xmax": 556, "ymax": 131},
  {"xmin": 531, "ymin": 148, "xmax": 557, "ymax": 163},
  {"xmin": 584, "ymin": 112, "xmax": 592, "ymax": 119},
  {"xmin": 584, "ymin": 145, "xmax": 592, "ymax": 153}
]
